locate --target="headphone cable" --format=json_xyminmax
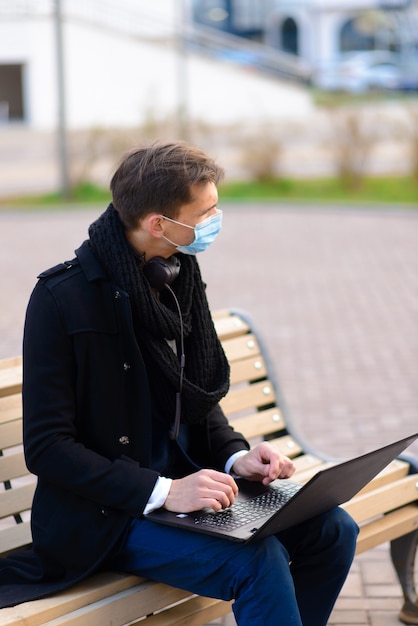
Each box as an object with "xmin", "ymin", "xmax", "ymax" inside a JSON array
[{"xmin": 165, "ymin": 284, "xmax": 185, "ymax": 440}]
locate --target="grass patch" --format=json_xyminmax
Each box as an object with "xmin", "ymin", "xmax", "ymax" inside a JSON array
[
  {"xmin": 0, "ymin": 182, "xmax": 112, "ymax": 208},
  {"xmin": 0, "ymin": 177, "xmax": 417, "ymax": 208},
  {"xmin": 311, "ymin": 90, "xmax": 418, "ymax": 108},
  {"xmin": 219, "ymin": 176, "xmax": 418, "ymax": 205}
]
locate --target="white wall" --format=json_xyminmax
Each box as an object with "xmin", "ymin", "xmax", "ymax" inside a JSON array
[
  {"xmin": 0, "ymin": 10, "xmax": 313, "ymax": 132},
  {"xmin": 63, "ymin": 24, "xmax": 180, "ymax": 128}
]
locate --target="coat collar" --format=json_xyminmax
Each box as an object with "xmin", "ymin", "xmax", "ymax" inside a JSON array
[{"xmin": 75, "ymin": 240, "xmax": 108, "ymax": 283}]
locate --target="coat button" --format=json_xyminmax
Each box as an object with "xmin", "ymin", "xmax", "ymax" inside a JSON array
[
  {"xmin": 114, "ymin": 290, "xmax": 121, "ymax": 299},
  {"xmin": 123, "ymin": 362, "xmax": 131, "ymax": 371},
  {"xmin": 119, "ymin": 435, "xmax": 130, "ymax": 445}
]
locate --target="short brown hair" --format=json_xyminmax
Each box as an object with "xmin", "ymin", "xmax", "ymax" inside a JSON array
[{"xmin": 110, "ymin": 141, "xmax": 224, "ymax": 230}]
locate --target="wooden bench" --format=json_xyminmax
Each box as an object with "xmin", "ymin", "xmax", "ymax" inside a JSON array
[{"xmin": 1, "ymin": 309, "xmax": 417, "ymax": 626}]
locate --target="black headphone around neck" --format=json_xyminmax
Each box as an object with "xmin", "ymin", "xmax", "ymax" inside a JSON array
[{"xmin": 142, "ymin": 256, "xmax": 181, "ymax": 291}]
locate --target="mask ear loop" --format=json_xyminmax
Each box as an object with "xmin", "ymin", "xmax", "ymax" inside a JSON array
[
  {"xmin": 160, "ymin": 214, "xmax": 194, "ymax": 229},
  {"xmin": 164, "ymin": 283, "xmax": 185, "ymax": 440},
  {"xmin": 160, "ymin": 215, "xmax": 196, "ymax": 251}
]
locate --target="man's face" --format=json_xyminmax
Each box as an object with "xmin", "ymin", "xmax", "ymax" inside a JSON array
[{"xmin": 163, "ymin": 181, "xmax": 219, "ymax": 248}]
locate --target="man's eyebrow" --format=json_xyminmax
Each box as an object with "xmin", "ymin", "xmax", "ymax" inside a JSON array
[{"xmin": 201, "ymin": 202, "xmax": 218, "ymax": 215}]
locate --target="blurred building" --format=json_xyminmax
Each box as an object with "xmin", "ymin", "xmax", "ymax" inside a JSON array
[
  {"xmin": 193, "ymin": 0, "xmax": 418, "ymax": 66},
  {"xmin": 0, "ymin": 0, "xmax": 315, "ymax": 196},
  {"xmin": 0, "ymin": 0, "xmax": 311, "ymax": 131}
]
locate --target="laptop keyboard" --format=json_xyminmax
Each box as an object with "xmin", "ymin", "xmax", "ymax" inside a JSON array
[{"xmin": 193, "ymin": 482, "xmax": 302, "ymax": 531}]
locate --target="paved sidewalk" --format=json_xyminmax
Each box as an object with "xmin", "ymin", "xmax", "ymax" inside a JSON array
[{"xmin": 0, "ymin": 203, "xmax": 417, "ymax": 625}]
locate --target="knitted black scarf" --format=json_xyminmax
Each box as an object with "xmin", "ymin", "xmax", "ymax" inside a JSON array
[{"xmin": 88, "ymin": 204, "xmax": 230, "ymax": 427}]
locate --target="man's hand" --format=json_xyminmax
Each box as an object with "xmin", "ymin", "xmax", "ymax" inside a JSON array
[
  {"xmin": 164, "ymin": 469, "xmax": 238, "ymax": 513},
  {"xmin": 231, "ymin": 442, "xmax": 296, "ymax": 486}
]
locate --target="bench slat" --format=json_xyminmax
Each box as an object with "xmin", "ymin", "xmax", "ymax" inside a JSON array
[
  {"xmin": 269, "ymin": 435, "xmax": 303, "ymax": 458},
  {"xmin": 229, "ymin": 355, "xmax": 267, "ymax": 385},
  {"xmin": 355, "ymin": 459, "xmax": 410, "ymax": 495},
  {"xmin": 0, "ymin": 483, "xmax": 36, "ymax": 520},
  {"xmin": 0, "ymin": 576, "xmax": 202, "ymax": 626},
  {"xmin": 0, "ymin": 357, "xmax": 22, "ymax": 371},
  {"xmin": 0, "ymin": 420, "xmax": 23, "ymax": 452},
  {"xmin": 213, "ymin": 313, "xmax": 249, "ymax": 341},
  {"xmin": 0, "ymin": 366, "xmax": 23, "ymax": 399},
  {"xmin": 356, "ymin": 504, "xmax": 418, "ymax": 554},
  {"xmin": 221, "ymin": 334, "xmax": 261, "ymax": 363},
  {"xmin": 41, "ymin": 595, "xmax": 230, "ymax": 626},
  {"xmin": 231, "ymin": 407, "xmax": 285, "ymax": 440},
  {"xmin": 0, "ymin": 451, "xmax": 29, "ymax": 482},
  {"xmin": 0, "ymin": 521, "xmax": 32, "ymax": 555},
  {"xmin": 220, "ymin": 379, "xmax": 276, "ymax": 415},
  {"xmin": 0, "ymin": 395, "xmax": 22, "ymax": 425},
  {"xmin": 210, "ymin": 309, "xmax": 229, "ymax": 320},
  {"xmin": 41, "ymin": 584, "xmax": 196, "ymax": 626},
  {"xmin": 292, "ymin": 454, "xmax": 323, "ymax": 473},
  {"xmin": 0, "ymin": 573, "xmax": 149, "ymax": 626},
  {"xmin": 343, "ymin": 475, "xmax": 418, "ymax": 522},
  {"xmin": 141, "ymin": 596, "xmax": 232, "ymax": 626}
]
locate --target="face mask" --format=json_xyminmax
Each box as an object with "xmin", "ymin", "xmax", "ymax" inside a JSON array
[{"xmin": 161, "ymin": 210, "xmax": 223, "ymax": 255}]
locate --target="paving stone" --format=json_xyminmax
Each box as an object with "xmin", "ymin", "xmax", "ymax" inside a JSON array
[
  {"xmin": 328, "ymin": 610, "xmax": 369, "ymax": 624},
  {"xmin": 339, "ymin": 572, "xmax": 364, "ymax": 598},
  {"xmin": 369, "ymin": 612, "xmax": 405, "ymax": 626}
]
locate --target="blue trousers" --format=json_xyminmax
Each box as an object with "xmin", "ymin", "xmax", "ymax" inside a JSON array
[{"xmin": 109, "ymin": 507, "xmax": 359, "ymax": 626}]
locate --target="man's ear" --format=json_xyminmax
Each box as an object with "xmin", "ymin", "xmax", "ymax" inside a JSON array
[{"xmin": 146, "ymin": 214, "xmax": 165, "ymax": 238}]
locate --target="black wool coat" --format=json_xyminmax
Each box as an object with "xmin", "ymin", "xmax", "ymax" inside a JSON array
[{"xmin": 0, "ymin": 240, "xmax": 249, "ymax": 608}]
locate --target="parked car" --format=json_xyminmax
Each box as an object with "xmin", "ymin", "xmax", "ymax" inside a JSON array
[
  {"xmin": 396, "ymin": 62, "xmax": 418, "ymax": 92},
  {"xmin": 313, "ymin": 51, "xmax": 404, "ymax": 93}
]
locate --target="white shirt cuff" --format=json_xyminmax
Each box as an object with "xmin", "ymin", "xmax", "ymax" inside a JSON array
[
  {"xmin": 225, "ymin": 450, "xmax": 248, "ymax": 476},
  {"xmin": 144, "ymin": 452, "xmax": 247, "ymax": 515},
  {"xmin": 143, "ymin": 476, "xmax": 173, "ymax": 515}
]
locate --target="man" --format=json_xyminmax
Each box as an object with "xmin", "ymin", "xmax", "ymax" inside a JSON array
[{"xmin": 2, "ymin": 142, "xmax": 358, "ymax": 624}]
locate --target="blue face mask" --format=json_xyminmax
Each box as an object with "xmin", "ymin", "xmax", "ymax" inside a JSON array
[{"xmin": 161, "ymin": 210, "xmax": 223, "ymax": 255}]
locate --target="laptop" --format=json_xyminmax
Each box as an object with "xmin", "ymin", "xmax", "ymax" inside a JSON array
[{"xmin": 147, "ymin": 432, "xmax": 418, "ymax": 543}]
